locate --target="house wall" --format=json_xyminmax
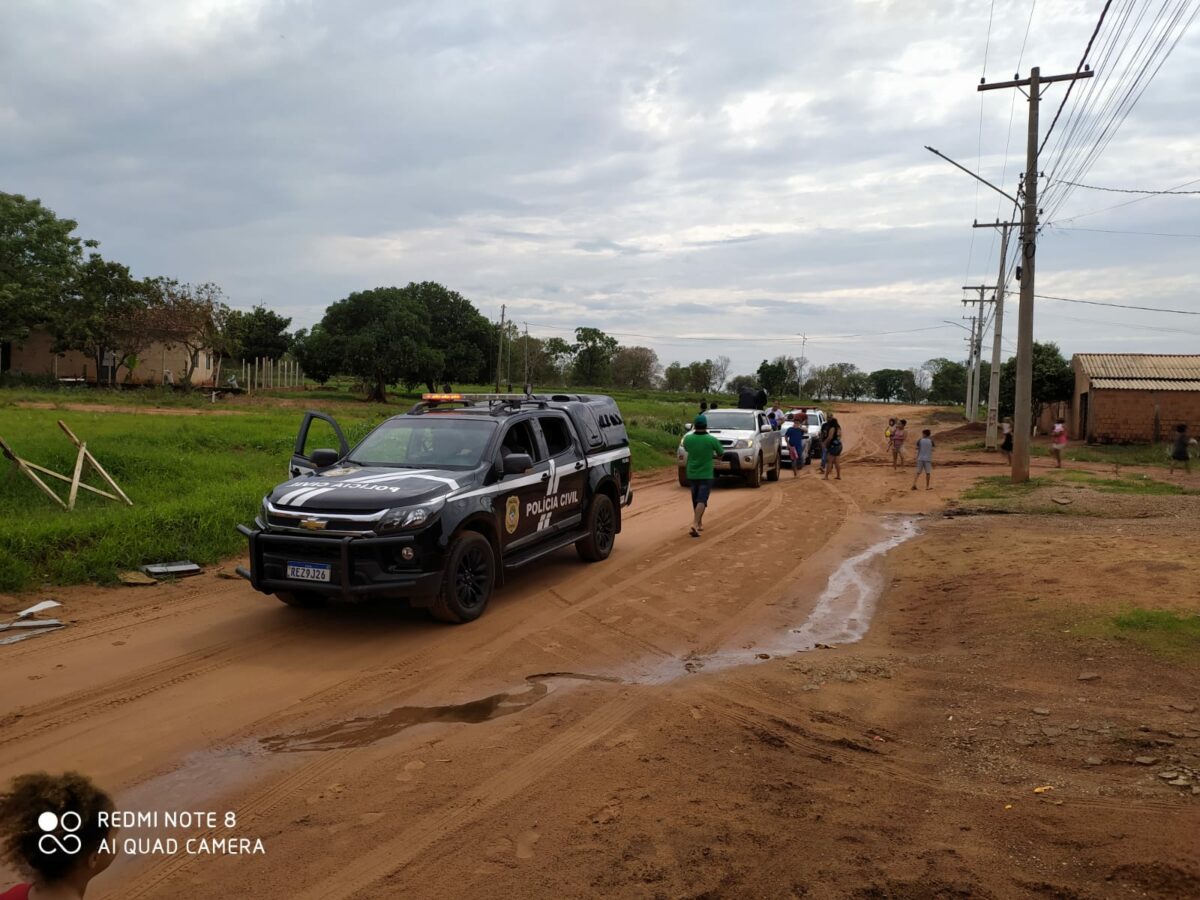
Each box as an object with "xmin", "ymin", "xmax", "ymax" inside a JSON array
[
  {"xmin": 8, "ymin": 328, "xmax": 216, "ymax": 386},
  {"xmin": 1071, "ymin": 358, "xmax": 1090, "ymax": 439},
  {"xmin": 1087, "ymin": 388, "xmax": 1200, "ymax": 444}
]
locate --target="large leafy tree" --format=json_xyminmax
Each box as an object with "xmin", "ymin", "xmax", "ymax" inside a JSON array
[
  {"xmin": 662, "ymin": 361, "xmax": 688, "ymax": 392},
  {"xmin": 756, "ymin": 358, "xmax": 789, "ymax": 397},
  {"xmin": 1, "ymin": 193, "xmax": 92, "ymax": 342},
  {"xmin": 51, "ymin": 254, "xmax": 148, "ymax": 383},
  {"xmin": 999, "ymin": 341, "xmax": 1073, "ymax": 426},
  {"xmin": 304, "ymin": 287, "xmax": 433, "ymax": 401},
  {"xmin": 227, "ymin": 305, "xmax": 293, "ymax": 361},
  {"xmin": 146, "ymin": 279, "xmax": 230, "ymax": 385},
  {"xmin": 291, "ymin": 326, "xmax": 340, "ymax": 386},
  {"xmin": 869, "ymin": 368, "xmax": 907, "ymax": 402},
  {"xmin": 407, "ymin": 281, "xmax": 493, "ymax": 388},
  {"xmin": 571, "ymin": 326, "xmax": 619, "ymax": 386},
  {"xmin": 611, "ymin": 346, "xmax": 660, "ymax": 389}
]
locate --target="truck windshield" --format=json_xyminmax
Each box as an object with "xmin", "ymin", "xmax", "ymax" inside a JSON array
[
  {"xmin": 348, "ymin": 418, "xmax": 497, "ymax": 470},
  {"xmin": 703, "ymin": 411, "xmax": 757, "ymax": 430}
]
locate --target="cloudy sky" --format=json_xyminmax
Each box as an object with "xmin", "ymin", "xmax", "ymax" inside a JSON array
[{"xmin": 3, "ymin": 0, "xmax": 1198, "ymax": 378}]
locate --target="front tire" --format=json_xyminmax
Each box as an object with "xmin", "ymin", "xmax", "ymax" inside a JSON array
[
  {"xmin": 430, "ymin": 532, "xmax": 495, "ymax": 624},
  {"xmin": 767, "ymin": 453, "xmax": 781, "ymax": 482},
  {"xmin": 746, "ymin": 453, "xmax": 763, "ymax": 488},
  {"xmin": 576, "ymin": 493, "xmax": 617, "ymax": 562},
  {"xmin": 677, "ymin": 468, "xmax": 690, "ymax": 488},
  {"xmin": 276, "ymin": 590, "xmax": 327, "ymax": 609}
]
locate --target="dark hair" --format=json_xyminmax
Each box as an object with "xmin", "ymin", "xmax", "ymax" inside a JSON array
[
  {"xmin": 0, "ymin": 772, "xmax": 113, "ymax": 883},
  {"xmin": 1178, "ymin": 423, "xmax": 1188, "ymax": 433},
  {"xmin": 922, "ymin": 429, "xmax": 931, "ymax": 436}
]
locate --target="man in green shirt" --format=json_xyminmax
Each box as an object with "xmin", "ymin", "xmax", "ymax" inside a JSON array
[{"xmin": 682, "ymin": 414, "xmax": 724, "ymax": 538}]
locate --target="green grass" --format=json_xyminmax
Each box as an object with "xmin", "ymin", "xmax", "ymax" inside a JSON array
[
  {"xmin": 1108, "ymin": 609, "xmax": 1200, "ymax": 659},
  {"xmin": 961, "ymin": 475, "xmax": 1049, "ymax": 500},
  {"xmin": 0, "ymin": 405, "xmax": 387, "ymax": 591}
]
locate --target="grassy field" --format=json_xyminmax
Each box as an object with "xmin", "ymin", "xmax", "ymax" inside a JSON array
[{"xmin": 0, "ymin": 384, "xmax": 737, "ymax": 590}]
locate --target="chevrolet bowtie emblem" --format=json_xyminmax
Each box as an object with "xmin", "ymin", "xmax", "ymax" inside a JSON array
[{"xmin": 299, "ymin": 518, "xmax": 327, "ymax": 530}]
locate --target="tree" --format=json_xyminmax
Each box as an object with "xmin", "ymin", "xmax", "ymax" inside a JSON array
[
  {"xmin": 927, "ymin": 359, "xmax": 967, "ymax": 405},
  {"xmin": 999, "ymin": 341, "xmax": 1073, "ymax": 426},
  {"xmin": 686, "ymin": 359, "xmax": 714, "ymax": 392},
  {"xmin": 146, "ymin": 279, "xmax": 230, "ymax": 385},
  {"xmin": 710, "ymin": 355, "xmax": 731, "ymax": 392},
  {"xmin": 826, "ymin": 362, "xmax": 860, "ymax": 398},
  {"xmin": 900, "ymin": 369, "xmax": 926, "ymax": 403},
  {"xmin": 611, "ymin": 346, "xmax": 660, "ymax": 389},
  {"xmin": 51, "ymin": 254, "xmax": 146, "ymax": 384},
  {"xmin": 305, "ymin": 287, "xmax": 433, "ymax": 401},
  {"xmin": 540, "ymin": 337, "xmax": 574, "ymax": 384},
  {"xmin": 1, "ymin": 193, "xmax": 92, "ymax": 342},
  {"xmin": 756, "ymin": 358, "xmax": 789, "ymax": 397},
  {"xmin": 726, "ymin": 373, "xmax": 757, "ymax": 394},
  {"xmin": 806, "ymin": 365, "xmax": 838, "ymax": 400},
  {"xmin": 869, "ymin": 368, "xmax": 907, "ymax": 402},
  {"xmin": 227, "ymin": 305, "xmax": 293, "ymax": 361},
  {"xmin": 844, "ymin": 371, "xmax": 872, "ymax": 401},
  {"xmin": 662, "ymin": 362, "xmax": 688, "ymax": 392},
  {"xmin": 291, "ymin": 326, "xmax": 340, "ymax": 386},
  {"xmin": 571, "ymin": 327, "xmax": 619, "ymax": 386},
  {"xmin": 409, "ymin": 282, "xmax": 494, "ymax": 388}
]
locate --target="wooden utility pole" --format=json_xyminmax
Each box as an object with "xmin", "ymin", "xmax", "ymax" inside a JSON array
[
  {"xmin": 495, "ymin": 304, "xmax": 506, "ymax": 393},
  {"xmin": 980, "ymin": 66, "xmax": 1093, "ymax": 482},
  {"xmin": 961, "ymin": 313, "xmax": 978, "ymax": 418},
  {"xmin": 973, "ymin": 220, "xmax": 1014, "ymax": 449}
]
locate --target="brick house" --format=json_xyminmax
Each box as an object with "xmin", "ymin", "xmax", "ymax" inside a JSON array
[
  {"xmin": 1071, "ymin": 353, "xmax": 1200, "ymax": 443},
  {"xmin": 1, "ymin": 326, "xmax": 217, "ymax": 386}
]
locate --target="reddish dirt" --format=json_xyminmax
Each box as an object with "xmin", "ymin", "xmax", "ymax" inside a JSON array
[{"xmin": 1, "ymin": 405, "xmax": 1197, "ymax": 898}]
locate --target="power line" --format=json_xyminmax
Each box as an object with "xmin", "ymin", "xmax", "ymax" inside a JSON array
[
  {"xmin": 1038, "ymin": 0, "xmax": 1114, "ymax": 156},
  {"xmin": 523, "ymin": 322, "xmax": 958, "ymax": 344},
  {"xmin": 1047, "ymin": 177, "xmax": 1200, "ymax": 225},
  {"xmin": 1050, "ymin": 179, "xmax": 1200, "ymax": 194},
  {"xmin": 1035, "ymin": 293, "xmax": 1200, "ymax": 315},
  {"xmin": 1047, "ymin": 225, "xmax": 1200, "ymax": 237}
]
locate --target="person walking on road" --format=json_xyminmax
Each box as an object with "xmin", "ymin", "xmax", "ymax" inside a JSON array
[
  {"xmin": 912, "ymin": 428, "xmax": 935, "ymax": 491},
  {"xmin": 823, "ymin": 418, "xmax": 843, "ymax": 481},
  {"xmin": 0, "ymin": 771, "xmax": 117, "ymax": 900},
  {"xmin": 1000, "ymin": 417, "xmax": 1013, "ymax": 464},
  {"xmin": 1170, "ymin": 423, "xmax": 1191, "ymax": 474},
  {"xmin": 891, "ymin": 419, "xmax": 908, "ymax": 470},
  {"xmin": 682, "ymin": 415, "xmax": 723, "ymax": 538},
  {"xmin": 817, "ymin": 418, "xmax": 833, "ymax": 474},
  {"xmin": 1051, "ymin": 418, "xmax": 1067, "ymax": 468},
  {"xmin": 786, "ymin": 418, "xmax": 808, "ymax": 477}
]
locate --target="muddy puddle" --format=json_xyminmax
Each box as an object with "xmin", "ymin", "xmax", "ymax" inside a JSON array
[{"xmin": 262, "ymin": 673, "xmax": 620, "ymax": 753}]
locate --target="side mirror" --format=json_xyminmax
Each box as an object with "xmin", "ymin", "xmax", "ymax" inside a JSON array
[
  {"xmin": 684, "ymin": 423, "xmax": 694, "ymax": 432},
  {"xmin": 760, "ymin": 424, "xmax": 774, "ymax": 433},
  {"xmin": 503, "ymin": 453, "xmax": 534, "ymax": 475},
  {"xmin": 310, "ymin": 448, "xmax": 341, "ymax": 468}
]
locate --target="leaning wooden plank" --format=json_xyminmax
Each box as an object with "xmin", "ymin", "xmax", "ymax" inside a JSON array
[
  {"xmin": 15, "ymin": 458, "xmax": 67, "ymax": 508},
  {"xmin": 57, "ymin": 419, "xmax": 133, "ymax": 506},
  {"xmin": 68, "ymin": 442, "xmax": 86, "ymax": 510},
  {"xmin": 20, "ymin": 461, "xmax": 120, "ymax": 501}
]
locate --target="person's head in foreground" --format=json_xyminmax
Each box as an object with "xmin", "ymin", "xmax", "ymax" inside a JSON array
[
  {"xmin": 0, "ymin": 772, "xmax": 115, "ymax": 899},
  {"xmin": 693, "ymin": 415, "xmax": 708, "ymax": 432}
]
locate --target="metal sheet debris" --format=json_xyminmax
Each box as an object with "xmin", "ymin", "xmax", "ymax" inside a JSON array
[{"xmin": 140, "ymin": 561, "xmax": 202, "ymax": 578}]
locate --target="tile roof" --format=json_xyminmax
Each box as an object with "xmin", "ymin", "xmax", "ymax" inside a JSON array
[
  {"xmin": 1074, "ymin": 354, "xmax": 1200, "ymax": 380},
  {"xmin": 1090, "ymin": 378, "xmax": 1200, "ymax": 392}
]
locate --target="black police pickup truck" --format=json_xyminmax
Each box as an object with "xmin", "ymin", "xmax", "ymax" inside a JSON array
[{"xmin": 237, "ymin": 393, "xmax": 632, "ymax": 623}]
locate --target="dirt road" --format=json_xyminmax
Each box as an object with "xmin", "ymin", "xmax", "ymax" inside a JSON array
[{"xmin": 2, "ymin": 406, "xmax": 1197, "ymax": 898}]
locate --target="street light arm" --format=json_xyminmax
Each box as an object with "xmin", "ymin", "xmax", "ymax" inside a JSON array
[{"xmin": 924, "ymin": 146, "xmax": 1020, "ymax": 207}]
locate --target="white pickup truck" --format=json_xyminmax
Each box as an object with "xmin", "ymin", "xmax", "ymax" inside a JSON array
[{"xmin": 677, "ymin": 408, "xmax": 782, "ymax": 488}]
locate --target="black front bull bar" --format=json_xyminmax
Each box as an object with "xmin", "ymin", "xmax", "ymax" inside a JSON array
[{"xmin": 235, "ymin": 524, "xmax": 440, "ymax": 602}]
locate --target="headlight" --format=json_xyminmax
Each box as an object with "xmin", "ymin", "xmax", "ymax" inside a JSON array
[
  {"xmin": 377, "ymin": 498, "xmax": 445, "ymax": 532},
  {"xmin": 732, "ymin": 438, "xmax": 752, "ymax": 449}
]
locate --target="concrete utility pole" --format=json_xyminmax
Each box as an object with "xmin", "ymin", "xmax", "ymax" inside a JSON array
[
  {"xmin": 495, "ymin": 304, "xmax": 506, "ymax": 393},
  {"xmin": 962, "ymin": 313, "xmax": 978, "ymax": 417},
  {"xmin": 523, "ymin": 322, "xmax": 530, "ymax": 394},
  {"xmin": 973, "ymin": 220, "xmax": 1014, "ymax": 449},
  {"xmin": 961, "ymin": 285, "xmax": 993, "ymax": 423},
  {"xmin": 797, "ymin": 333, "xmax": 807, "ymax": 401},
  {"xmin": 980, "ymin": 65, "xmax": 1093, "ymax": 482}
]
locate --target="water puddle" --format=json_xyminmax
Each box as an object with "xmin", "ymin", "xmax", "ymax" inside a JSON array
[
  {"xmin": 261, "ymin": 673, "xmax": 619, "ymax": 753},
  {"xmin": 658, "ymin": 516, "xmax": 920, "ymax": 678}
]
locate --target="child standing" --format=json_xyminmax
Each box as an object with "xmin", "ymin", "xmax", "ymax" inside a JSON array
[
  {"xmin": 912, "ymin": 429, "xmax": 935, "ymax": 491},
  {"xmin": 1051, "ymin": 418, "xmax": 1067, "ymax": 468},
  {"xmin": 884, "ymin": 418, "xmax": 896, "ymax": 454},
  {"xmin": 1170, "ymin": 423, "xmax": 1191, "ymax": 474},
  {"xmin": 891, "ymin": 419, "xmax": 908, "ymax": 470}
]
